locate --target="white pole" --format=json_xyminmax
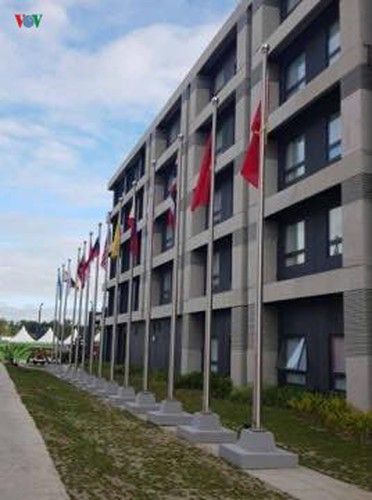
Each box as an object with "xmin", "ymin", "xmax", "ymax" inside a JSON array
[
  {"xmin": 124, "ymin": 181, "xmax": 137, "ymax": 387},
  {"xmin": 202, "ymin": 96, "xmax": 219, "ymax": 413},
  {"xmin": 81, "ymin": 232, "xmax": 93, "ymax": 369},
  {"xmin": 52, "ymin": 268, "xmax": 59, "ymax": 362},
  {"xmin": 57, "ymin": 263, "xmax": 65, "ymax": 364},
  {"xmin": 89, "ymin": 223, "xmax": 102, "ymax": 374},
  {"xmin": 74, "ymin": 241, "xmax": 86, "ymax": 370},
  {"xmin": 60, "ymin": 259, "xmax": 71, "ymax": 363},
  {"xmin": 98, "ymin": 213, "xmax": 111, "ymax": 378},
  {"xmin": 69, "ymin": 247, "xmax": 81, "ymax": 366},
  {"xmin": 252, "ymin": 44, "xmax": 269, "ymax": 431},
  {"xmin": 143, "ymin": 159, "xmax": 156, "ymax": 392},
  {"xmin": 167, "ymin": 134, "xmax": 184, "ymax": 400}
]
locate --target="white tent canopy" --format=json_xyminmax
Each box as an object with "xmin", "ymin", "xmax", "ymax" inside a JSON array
[
  {"xmin": 9, "ymin": 326, "xmax": 35, "ymax": 343},
  {"xmin": 36, "ymin": 328, "xmax": 54, "ymax": 345}
]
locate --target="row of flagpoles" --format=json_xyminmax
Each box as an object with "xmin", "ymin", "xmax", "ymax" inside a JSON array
[{"xmin": 53, "ymin": 46, "xmax": 268, "ymax": 430}]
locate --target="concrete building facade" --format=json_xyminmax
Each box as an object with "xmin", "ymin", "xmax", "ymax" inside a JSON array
[{"xmin": 106, "ymin": 0, "xmax": 372, "ymax": 411}]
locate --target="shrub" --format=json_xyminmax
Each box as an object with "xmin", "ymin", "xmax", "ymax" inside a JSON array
[
  {"xmin": 288, "ymin": 392, "xmax": 372, "ymax": 444},
  {"xmin": 175, "ymin": 372, "xmax": 233, "ymax": 399}
]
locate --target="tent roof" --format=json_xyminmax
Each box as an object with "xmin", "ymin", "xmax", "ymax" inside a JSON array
[
  {"xmin": 36, "ymin": 328, "xmax": 54, "ymax": 344},
  {"xmin": 10, "ymin": 326, "xmax": 35, "ymax": 343}
]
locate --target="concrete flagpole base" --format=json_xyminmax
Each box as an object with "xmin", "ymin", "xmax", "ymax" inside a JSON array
[
  {"xmin": 108, "ymin": 386, "xmax": 136, "ymax": 405},
  {"xmin": 93, "ymin": 381, "xmax": 119, "ymax": 398},
  {"xmin": 177, "ymin": 412, "xmax": 236, "ymax": 444},
  {"xmin": 122, "ymin": 391, "xmax": 159, "ymax": 415},
  {"xmin": 219, "ymin": 429, "xmax": 298, "ymax": 469},
  {"xmin": 85, "ymin": 377, "xmax": 107, "ymax": 392},
  {"xmin": 147, "ymin": 399, "xmax": 193, "ymax": 426}
]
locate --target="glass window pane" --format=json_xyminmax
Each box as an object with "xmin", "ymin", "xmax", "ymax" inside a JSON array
[
  {"xmin": 286, "ymin": 337, "xmax": 305, "ymax": 370},
  {"xmin": 285, "ymin": 221, "xmax": 305, "ymax": 253},
  {"xmin": 286, "ymin": 372, "xmax": 306, "ymax": 385},
  {"xmin": 329, "ymin": 207, "xmax": 343, "ymax": 256},
  {"xmin": 211, "ymin": 338, "xmax": 218, "ymax": 373},
  {"xmin": 332, "ymin": 336, "xmax": 345, "ymax": 374},
  {"xmin": 328, "ymin": 114, "xmax": 342, "ymax": 160},
  {"xmin": 286, "ymin": 53, "xmax": 306, "ymax": 96},
  {"xmin": 328, "ymin": 20, "xmax": 341, "ymax": 65},
  {"xmin": 213, "ymin": 252, "xmax": 220, "ymax": 287},
  {"xmin": 285, "ymin": 135, "xmax": 305, "ymax": 181}
]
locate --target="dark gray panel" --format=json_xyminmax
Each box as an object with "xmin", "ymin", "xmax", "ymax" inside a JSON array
[
  {"xmin": 342, "ymin": 173, "xmax": 372, "ymax": 204},
  {"xmin": 344, "ymin": 290, "xmax": 372, "ymax": 356},
  {"xmin": 341, "ymin": 64, "xmax": 372, "ymax": 100}
]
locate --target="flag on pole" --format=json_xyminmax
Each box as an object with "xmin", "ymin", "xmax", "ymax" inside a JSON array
[
  {"xmin": 190, "ymin": 134, "xmax": 212, "ymax": 211},
  {"xmin": 110, "ymin": 220, "xmax": 121, "ymax": 258},
  {"xmin": 101, "ymin": 226, "xmax": 111, "ymax": 269},
  {"xmin": 87, "ymin": 236, "xmax": 100, "ymax": 266},
  {"xmin": 77, "ymin": 255, "xmax": 87, "ymax": 289},
  {"xmin": 167, "ymin": 176, "xmax": 177, "ymax": 227},
  {"xmin": 57, "ymin": 268, "xmax": 62, "ymax": 300},
  {"xmin": 128, "ymin": 203, "xmax": 138, "ymax": 256},
  {"xmin": 240, "ymin": 102, "xmax": 261, "ymax": 188},
  {"xmin": 64, "ymin": 263, "xmax": 75, "ymax": 296}
]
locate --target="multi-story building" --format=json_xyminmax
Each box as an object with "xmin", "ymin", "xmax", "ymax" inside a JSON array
[{"xmin": 105, "ymin": 0, "xmax": 372, "ymax": 411}]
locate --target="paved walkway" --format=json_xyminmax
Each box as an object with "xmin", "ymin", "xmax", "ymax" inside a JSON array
[{"xmin": 0, "ymin": 364, "xmax": 69, "ymax": 500}]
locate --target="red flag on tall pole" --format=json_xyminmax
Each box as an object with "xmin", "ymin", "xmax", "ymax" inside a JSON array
[
  {"xmin": 128, "ymin": 204, "xmax": 138, "ymax": 257},
  {"xmin": 240, "ymin": 102, "xmax": 261, "ymax": 188},
  {"xmin": 190, "ymin": 134, "xmax": 212, "ymax": 211}
]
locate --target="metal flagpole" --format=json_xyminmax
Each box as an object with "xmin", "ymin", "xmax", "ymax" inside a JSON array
[
  {"xmin": 69, "ymin": 247, "xmax": 81, "ymax": 366},
  {"xmin": 98, "ymin": 213, "xmax": 111, "ymax": 378},
  {"xmin": 74, "ymin": 241, "xmax": 86, "ymax": 371},
  {"xmin": 252, "ymin": 44, "xmax": 269, "ymax": 431},
  {"xmin": 202, "ymin": 96, "xmax": 219, "ymax": 413},
  {"xmin": 110, "ymin": 200, "xmax": 124, "ymax": 382},
  {"xmin": 52, "ymin": 268, "xmax": 60, "ymax": 362},
  {"xmin": 81, "ymin": 231, "xmax": 93, "ymax": 370},
  {"xmin": 60, "ymin": 259, "xmax": 71, "ymax": 364},
  {"xmin": 167, "ymin": 134, "xmax": 184, "ymax": 400},
  {"xmin": 143, "ymin": 159, "xmax": 156, "ymax": 393},
  {"xmin": 89, "ymin": 223, "xmax": 102, "ymax": 374},
  {"xmin": 124, "ymin": 181, "xmax": 137, "ymax": 387},
  {"xmin": 57, "ymin": 263, "xmax": 65, "ymax": 364}
]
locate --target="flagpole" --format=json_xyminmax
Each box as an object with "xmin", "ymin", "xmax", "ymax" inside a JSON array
[
  {"xmin": 252, "ymin": 43, "xmax": 269, "ymax": 431},
  {"xmin": 143, "ymin": 159, "xmax": 156, "ymax": 393},
  {"xmin": 57, "ymin": 263, "xmax": 65, "ymax": 364},
  {"xmin": 69, "ymin": 247, "xmax": 81, "ymax": 366},
  {"xmin": 167, "ymin": 134, "xmax": 184, "ymax": 400},
  {"xmin": 89, "ymin": 223, "xmax": 102, "ymax": 374},
  {"xmin": 75, "ymin": 241, "xmax": 86, "ymax": 371},
  {"xmin": 60, "ymin": 259, "xmax": 71, "ymax": 363},
  {"xmin": 81, "ymin": 231, "xmax": 93, "ymax": 370},
  {"xmin": 110, "ymin": 201, "xmax": 123, "ymax": 382},
  {"xmin": 98, "ymin": 213, "xmax": 111, "ymax": 378},
  {"xmin": 202, "ymin": 96, "xmax": 219, "ymax": 413},
  {"xmin": 52, "ymin": 268, "xmax": 59, "ymax": 362},
  {"xmin": 124, "ymin": 181, "xmax": 137, "ymax": 387}
]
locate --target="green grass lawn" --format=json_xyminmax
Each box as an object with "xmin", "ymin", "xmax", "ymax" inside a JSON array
[
  {"xmin": 8, "ymin": 366, "xmax": 290, "ymax": 500},
  {"xmin": 98, "ymin": 364, "xmax": 372, "ymax": 491}
]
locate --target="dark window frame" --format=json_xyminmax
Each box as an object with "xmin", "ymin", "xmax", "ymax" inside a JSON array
[{"xmin": 279, "ymin": 335, "xmax": 307, "ymax": 386}]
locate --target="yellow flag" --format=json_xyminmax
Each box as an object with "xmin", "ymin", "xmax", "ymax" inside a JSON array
[{"xmin": 110, "ymin": 221, "xmax": 121, "ymax": 258}]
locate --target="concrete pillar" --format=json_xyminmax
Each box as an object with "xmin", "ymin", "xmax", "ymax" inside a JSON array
[
  {"xmin": 181, "ymin": 313, "xmax": 203, "ymax": 374},
  {"xmin": 231, "ymin": 306, "xmax": 248, "ymax": 385}
]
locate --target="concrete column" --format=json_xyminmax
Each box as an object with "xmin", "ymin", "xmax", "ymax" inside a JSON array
[
  {"xmin": 230, "ymin": 306, "xmax": 248, "ymax": 385},
  {"xmin": 189, "ymin": 76, "xmax": 211, "ymax": 121},
  {"xmin": 181, "ymin": 313, "xmax": 203, "ymax": 374}
]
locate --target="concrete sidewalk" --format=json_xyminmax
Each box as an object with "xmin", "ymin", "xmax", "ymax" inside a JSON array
[{"xmin": 0, "ymin": 364, "xmax": 69, "ymax": 500}]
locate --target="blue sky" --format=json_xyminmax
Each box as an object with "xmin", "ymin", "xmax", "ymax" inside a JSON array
[{"xmin": 0, "ymin": 0, "xmax": 239, "ymax": 320}]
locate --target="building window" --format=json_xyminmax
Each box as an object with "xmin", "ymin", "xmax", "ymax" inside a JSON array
[
  {"xmin": 285, "ymin": 52, "xmax": 306, "ymax": 98},
  {"xmin": 211, "ymin": 338, "xmax": 218, "ymax": 374},
  {"xmin": 213, "ymin": 49, "xmax": 236, "ymax": 95},
  {"xmin": 328, "ymin": 113, "xmax": 342, "ymax": 161},
  {"xmin": 327, "ymin": 20, "xmax": 341, "ymax": 66},
  {"xmin": 212, "ymin": 252, "xmax": 220, "ymax": 290},
  {"xmin": 281, "ymin": 336, "xmax": 307, "ymax": 385},
  {"xmin": 162, "ymin": 222, "xmax": 174, "ymax": 251},
  {"xmin": 166, "ymin": 116, "xmax": 181, "ymax": 147},
  {"xmin": 282, "ymin": 0, "xmax": 301, "ymax": 19},
  {"xmin": 285, "ymin": 221, "xmax": 305, "ymax": 267},
  {"xmin": 160, "ymin": 268, "xmax": 172, "ymax": 305},
  {"xmin": 328, "ymin": 206, "xmax": 343, "ymax": 256},
  {"xmin": 163, "ymin": 165, "xmax": 177, "ymax": 200},
  {"xmin": 285, "ymin": 135, "xmax": 305, "ymax": 183},
  {"xmin": 216, "ymin": 109, "xmax": 235, "ymax": 155},
  {"xmin": 132, "ymin": 277, "xmax": 140, "ymax": 311},
  {"xmin": 331, "ymin": 336, "xmax": 346, "ymax": 391},
  {"xmin": 213, "ymin": 188, "xmax": 222, "ymax": 224}
]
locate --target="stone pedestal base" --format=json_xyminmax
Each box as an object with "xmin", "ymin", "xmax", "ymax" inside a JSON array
[
  {"xmin": 177, "ymin": 412, "xmax": 236, "ymax": 444},
  {"xmin": 147, "ymin": 399, "xmax": 192, "ymax": 426},
  {"xmin": 108, "ymin": 386, "xmax": 136, "ymax": 405},
  {"xmin": 219, "ymin": 429, "xmax": 298, "ymax": 469},
  {"xmin": 94, "ymin": 381, "xmax": 119, "ymax": 397},
  {"xmin": 123, "ymin": 391, "xmax": 159, "ymax": 415}
]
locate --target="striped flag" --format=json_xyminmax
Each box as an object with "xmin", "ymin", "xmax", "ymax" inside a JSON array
[{"xmin": 101, "ymin": 226, "xmax": 111, "ymax": 269}]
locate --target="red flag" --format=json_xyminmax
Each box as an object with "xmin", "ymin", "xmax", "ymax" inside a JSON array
[
  {"xmin": 128, "ymin": 204, "xmax": 138, "ymax": 257},
  {"xmin": 241, "ymin": 103, "xmax": 261, "ymax": 188},
  {"xmin": 77, "ymin": 255, "xmax": 87, "ymax": 288},
  {"xmin": 87, "ymin": 237, "xmax": 100, "ymax": 266},
  {"xmin": 191, "ymin": 134, "xmax": 212, "ymax": 211}
]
